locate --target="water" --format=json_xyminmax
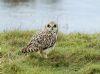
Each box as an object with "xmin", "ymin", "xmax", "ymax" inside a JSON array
[{"xmin": 0, "ymin": 0, "xmax": 100, "ymax": 33}]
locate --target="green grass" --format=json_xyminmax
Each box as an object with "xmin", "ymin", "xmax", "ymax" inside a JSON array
[{"xmin": 0, "ymin": 30, "xmax": 100, "ymax": 74}]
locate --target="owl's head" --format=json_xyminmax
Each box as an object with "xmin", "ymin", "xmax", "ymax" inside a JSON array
[{"xmin": 45, "ymin": 21, "xmax": 58, "ymax": 34}]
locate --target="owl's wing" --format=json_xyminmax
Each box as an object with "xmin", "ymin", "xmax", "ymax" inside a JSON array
[
  {"xmin": 22, "ymin": 31, "xmax": 51, "ymax": 53},
  {"xmin": 30, "ymin": 31, "xmax": 50, "ymax": 49}
]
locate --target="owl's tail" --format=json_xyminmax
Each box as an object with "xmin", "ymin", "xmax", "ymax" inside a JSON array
[
  {"xmin": 22, "ymin": 47, "xmax": 33, "ymax": 53},
  {"xmin": 21, "ymin": 44, "xmax": 38, "ymax": 53},
  {"xmin": 22, "ymin": 47, "xmax": 29, "ymax": 53}
]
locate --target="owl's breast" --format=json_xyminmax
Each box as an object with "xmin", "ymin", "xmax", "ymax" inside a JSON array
[{"xmin": 43, "ymin": 33, "xmax": 57, "ymax": 49}]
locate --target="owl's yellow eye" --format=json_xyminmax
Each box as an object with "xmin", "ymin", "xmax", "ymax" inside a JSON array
[
  {"xmin": 47, "ymin": 24, "xmax": 51, "ymax": 28},
  {"xmin": 53, "ymin": 24, "xmax": 57, "ymax": 28}
]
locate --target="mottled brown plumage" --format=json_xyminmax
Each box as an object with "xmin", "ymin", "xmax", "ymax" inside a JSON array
[{"xmin": 22, "ymin": 21, "xmax": 58, "ymax": 58}]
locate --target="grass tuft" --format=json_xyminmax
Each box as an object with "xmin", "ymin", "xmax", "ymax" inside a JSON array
[{"xmin": 0, "ymin": 30, "xmax": 100, "ymax": 74}]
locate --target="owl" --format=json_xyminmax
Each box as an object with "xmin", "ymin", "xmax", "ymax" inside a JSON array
[{"xmin": 22, "ymin": 21, "xmax": 58, "ymax": 58}]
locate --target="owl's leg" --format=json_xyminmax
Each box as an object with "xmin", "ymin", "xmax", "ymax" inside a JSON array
[
  {"xmin": 37, "ymin": 50, "xmax": 40, "ymax": 54},
  {"xmin": 43, "ymin": 51, "xmax": 48, "ymax": 59},
  {"xmin": 40, "ymin": 50, "xmax": 48, "ymax": 58},
  {"xmin": 37, "ymin": 50, "xmax": 42, "ymax": 57}
]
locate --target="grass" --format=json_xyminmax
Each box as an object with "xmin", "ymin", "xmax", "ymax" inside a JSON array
[{"xmin": 0, "ymin": 30, "xmax": 100, "ymax": 74}]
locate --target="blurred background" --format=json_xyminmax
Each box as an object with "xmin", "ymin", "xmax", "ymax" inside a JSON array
[{"xmin": 0, "ymin": 0, "xmax": 100, "ymax": 33}]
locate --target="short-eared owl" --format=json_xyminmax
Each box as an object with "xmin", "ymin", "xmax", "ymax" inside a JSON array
[{"xmin": 22, "ymin": 21, "xmax": 58, "ymax": 58}]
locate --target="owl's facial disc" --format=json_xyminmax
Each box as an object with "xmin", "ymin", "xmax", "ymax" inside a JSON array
[{"xmin": 45, "ymin": 21, "xmax": 58, "ymax": 33}]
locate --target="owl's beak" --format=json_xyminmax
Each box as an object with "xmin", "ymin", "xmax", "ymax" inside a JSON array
[{"xmin": 51, "ymin": 27, "xmax": 53, "ymax": 30}]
